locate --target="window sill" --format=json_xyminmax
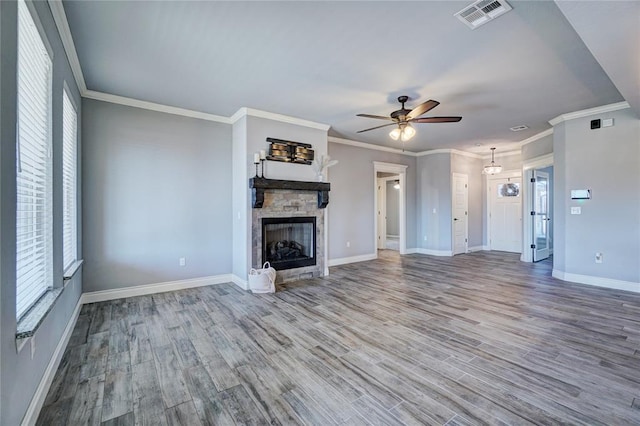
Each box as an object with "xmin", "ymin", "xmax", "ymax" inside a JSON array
[
  {"xmin": 63, "ymin": 259, "xmax": 84, "ymax": 281},
  {"xmin": 16, "ymin": 287, "xmax": 64, "ymax": 341}
]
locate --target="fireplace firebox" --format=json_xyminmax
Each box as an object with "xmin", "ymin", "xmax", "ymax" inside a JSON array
[{"xmin": 262, "ymin": 217, "xmax": 316, "ymax": 270}]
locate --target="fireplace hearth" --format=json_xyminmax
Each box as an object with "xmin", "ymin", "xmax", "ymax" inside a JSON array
[{"xmin": 262, "ymin": 217, "xmax": 316, "ymax": 270}]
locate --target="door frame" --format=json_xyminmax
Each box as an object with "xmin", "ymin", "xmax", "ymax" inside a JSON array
[
  {"xmin": 373, "ymin": 162, "xmax": 408, "ymax": 255},
  {"xmin": 486, "ymin": 169, "xmax": 522, "ymax": 251},
  {"xmin": 522, "ymin": 153, "xmax": 554, "ymax": 262},
  {"xmin": 451, "ymin": 173, "xmax": 469, "ymax": 255}
]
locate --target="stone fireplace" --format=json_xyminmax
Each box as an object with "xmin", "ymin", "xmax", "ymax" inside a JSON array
[{"xmin": 251, "ymin": 178, "xmax": 328, "ymax": 283}]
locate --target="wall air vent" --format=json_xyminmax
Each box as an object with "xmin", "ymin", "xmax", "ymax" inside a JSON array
[{"xmin": 455, "ymin": 0, "xmax": 512, "ymax": 29}]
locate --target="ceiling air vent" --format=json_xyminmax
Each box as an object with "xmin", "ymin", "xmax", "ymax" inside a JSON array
[
  {"xmin": 455, "ymin": 0, "xmax": 512, "ymax": 30},
  {"xmin": 510, "ymin": 125, "xmax": 529, "ymax": 132}
]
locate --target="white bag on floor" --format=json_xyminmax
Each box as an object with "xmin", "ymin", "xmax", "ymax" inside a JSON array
[{"xmin": 248, "ymin": 262, "xmax": 276, "ymax": 293}]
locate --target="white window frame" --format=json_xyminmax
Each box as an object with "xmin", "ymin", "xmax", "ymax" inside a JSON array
[
  {"xmin": 16, "ymin": 0, "xmax": 54, "ymax": 319},
  {"xmin": 62, "ymin": 83, "xmax": 78, "ymax": 274}
]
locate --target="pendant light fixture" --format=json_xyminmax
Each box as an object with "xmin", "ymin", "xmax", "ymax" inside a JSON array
[{"xmin": 483, "ymin": 147, "xmax": 502, "ymax": 175}]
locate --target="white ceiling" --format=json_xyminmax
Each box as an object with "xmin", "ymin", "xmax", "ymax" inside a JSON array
[{"xmin": 61, "ymin": 1, "xmax": 638, "ymax": 153}]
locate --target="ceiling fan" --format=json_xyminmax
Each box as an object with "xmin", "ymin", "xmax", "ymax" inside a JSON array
[{"xmin": 357, "ymin": 95, "xmax": 462, "ymax": 142}]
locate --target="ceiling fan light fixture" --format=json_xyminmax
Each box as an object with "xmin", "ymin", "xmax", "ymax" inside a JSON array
[
  {"xmin": 401, "ymin": 124, "xmax": 416, "ymax": 141},
  {"xmin": 389, "ymin": 127, "xmax": 401, "ymax": 140},
  {"xmin": 483, "ymin": 147, "xmax": 502, "ymax": 175}
]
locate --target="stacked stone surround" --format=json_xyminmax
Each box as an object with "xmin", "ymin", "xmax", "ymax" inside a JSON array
[{"xmin": 252, "ymin": 189, "xmax": 325, "ymax": 283}]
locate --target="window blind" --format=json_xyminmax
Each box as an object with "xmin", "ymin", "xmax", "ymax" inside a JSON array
[
  {"xmin": 16, "ymin": 0, "xmax": 53, "ymax": 319},
  {"xmin": 62, "ymin": 89, "xmax": 78, "ymax": 272}
]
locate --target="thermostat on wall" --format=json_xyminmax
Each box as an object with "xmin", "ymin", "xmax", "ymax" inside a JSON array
[{"xmin": 571, "ymin": 189, "xmax": 591, "ymax": 199}]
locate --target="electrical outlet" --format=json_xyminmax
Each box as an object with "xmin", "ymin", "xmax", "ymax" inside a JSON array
[
  {"xmin": 179, "ymin": 257, "xmax": 186, "ymax": 267},
  {"xmin": 432, "ymin": 208, "xmax": 437, "ymax": 214},
  {"xmin": 424, "ymin": 235, "xmax": 427, "ymax": 241},
  {"xmin": 595, "ymin": 252, "xmax": 603, "ymax": 264},
  {"xmin": 346, "ymin": 241, "xmax": 350, "ymax": 248}
]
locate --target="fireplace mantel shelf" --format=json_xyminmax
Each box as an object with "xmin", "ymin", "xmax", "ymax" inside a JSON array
[{"xmin": 249, "ymin": 177, "xmax": 330, "ymax": 208}]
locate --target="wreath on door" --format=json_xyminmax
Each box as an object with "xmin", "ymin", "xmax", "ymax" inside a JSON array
[{"xmin": 500, "ymin": 183, "xmax": 520, "ymax": 197}]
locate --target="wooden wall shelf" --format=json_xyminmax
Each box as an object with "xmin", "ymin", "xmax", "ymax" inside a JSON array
[{"xmin": 249, "ymin": 177, "xmax": 330, "ymax": 208}]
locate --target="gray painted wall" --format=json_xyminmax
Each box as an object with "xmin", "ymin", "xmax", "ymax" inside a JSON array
[
  {"xmin": 82, "ymin": 99, "xmax": 232, "ymax": 292},
  {"xmin": 328, "ymin": 143, "xmax": 416, "ymax": 259},
  {"xmin": 553, "ymin": 108, "xmax": 640, "ymax": 283},
  {"xmin": 385, "ymin": 180, "xmax": 400, "ymax": 236},
  {"xmin": 451, "ymin": 154, "xmax": 484, "ymax": 248},
  {"xmin": 416, "ymin": 153, "xmax": 452, "ymax": 252},
  {"xmin": 522, "ymin": 133, "xmax": 554, "ymax": 161},
  {"xmin": 1, "ymin": 1, "xmax": 83, "ymax": 424}
]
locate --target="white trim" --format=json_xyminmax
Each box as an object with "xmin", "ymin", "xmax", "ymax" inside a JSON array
[
  {"xmin": 519, "ymin": 128, "xmax": 553, "ymax": 146},
  {"xmin": 373, "ymin": 162, "xmax": 408, "ymax": 255},
  {"xmin": 328, "ymin": 136, "xmax": 415, "ymax": 156},
  {"xmin": 552, "ymin": 270, "xmax": 640, "ymax": 293},
  {"xmin": 416, "ymin": 148, "xmax": 482, "ymax": 159},
  {"xmin": 523, "ymin": 153, "xmax": 554, "ymax": 170},
  {"xmin": 412, "ymin": 248, "xmax": 453, "ymax": 257},
  {"xmin": 467, "ymin": 245, "xmax": 485, "ymax": 252},
  {"xmin": 328, "ymin": 253, "xmax": 377, "ymax": 267},
  {"xmin": 81, "ymin": 274, "xmax": 233, "ymax": 304},
  {"xmin": 230, "ymin": 107, "xmax": 330, "ymax": 131},
  {"xmin": 482, "ymin": 150, "xmax": 521, "ymax": 160},
  {"xmin": 549, "ymin": 102, "xmax": 630, "ymax": 126},
  {"xmin": 231, "ymin": 274, "xmax": 249, "ymax": 291},
  {"xmin": 485, "ymin": 169, "xmax": 522, "ymax": 180},
  {"xmin": 48, "ymin": 0, "xmax": 86, "ymax": 93},
  {"xmin": 83, "ymin": 90, "xmax": 231, "ymax": 123},
  {"xmin": 22, "ymin": 297, "xmax": 82, "ymax": 426}
]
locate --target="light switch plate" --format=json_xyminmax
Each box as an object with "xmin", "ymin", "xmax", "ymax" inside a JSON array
[
  {"xmin": 571, "ymin": 206, "xmax": 581, "ymax": 215},
  {"xmin": 602, "ymin": 118, "xmax": 614, "ymax": 127}
]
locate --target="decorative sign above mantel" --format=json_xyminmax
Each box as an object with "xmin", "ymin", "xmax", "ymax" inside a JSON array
[
  {"xmin": 266, "ymin": 137, "xmax": 315, "ymax": 165},
  {"xmin": 249, "ymin": 177, "xmax": 330, "ymax": 209}
]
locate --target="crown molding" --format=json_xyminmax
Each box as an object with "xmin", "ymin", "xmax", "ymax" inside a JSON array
[
  {"xmin": 549, "ymin": 101, "xmax": 630, "ymax": 126},
  {"xmin": 416, "ymin": 148, "xmax": 482, "ymax": 159},
  {"xmin": 48, "ymin": 0, "xmax": 86, "ymax": 93},
  {"xmin": 482, "ymin": 149, "xmax": 522, "ymax": 160},
  {"xmin": 84, "ymin": 90, "xmax": 231, "ymax": 123},
  {"xmin": 231, "ymin": 107, "xmax": 330, "ymax": 131},
  {"xmin": 328, "ymin": 136, "xmax": 415, "ymax": 156},
  {"xmin": 519, "ymin": 128, "xmax": 553, "ymax": 146}
]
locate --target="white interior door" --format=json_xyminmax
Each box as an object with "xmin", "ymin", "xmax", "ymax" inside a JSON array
[
  {"xmin": 452, "ymin": 173, "xmax": 468, "ymax": 255},
  {"xmin": 489, "ymin": 176, "xmax": 522, "ymax": 253},
  {"xmin": 376, "ymin": 178, "xmax": 386, "ymax": 249},
  {"xmin": 532, "ymin": 170, "xmax": 550, "ymax": 261}
]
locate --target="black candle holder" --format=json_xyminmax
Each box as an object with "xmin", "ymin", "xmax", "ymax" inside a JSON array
[
  {"xmin": 254, "ymin": 162, "xmax": 259, "ymax": 178},
  {"xmin": 260, "ymin": 159, "xmax": 265, "ymax": 178}
]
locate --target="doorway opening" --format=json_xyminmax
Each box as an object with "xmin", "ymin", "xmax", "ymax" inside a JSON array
[
  {"xmin": 523, "ymin": 153, "xmax": 554, "ymax": 263},
  {"xmin": 376, "ymin": 173, "xmax": 401, "ymax": 251},
  {"xmin": 373, "ymin": 162, "xmax": 407, "ymax": 255}
]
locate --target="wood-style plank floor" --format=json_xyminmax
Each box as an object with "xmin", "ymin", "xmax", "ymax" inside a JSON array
[{"xmin": 38, "ymin": 251, "xmax": 640, "ymax": 425}]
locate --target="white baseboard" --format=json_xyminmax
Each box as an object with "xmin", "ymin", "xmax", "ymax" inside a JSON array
[
  {"xmin": 411, "ymin": 248, "xmax": 453, "ymax": 257},
  {"xmin": 328, "ymin": 253, "xmax": 377, "ymax": 267},
  {"xmin": 81, "ymin": 274, "xmax": 233, "ymax": 304},
  {"xmin": 467, "ymin": 246, "xmax": 486, "ymax": 252},
  {"xmin": 231, "ymin": 274, "xmax": 249, "ymax": 291},
  {"xmin": 22, "ymin": 297, "xmax": 83, "ymax": 426},
  {"xmin": 405, "ymin": 248, "xmax": 418, "ymax": 254},
  {"xmin": 552, "ymin": 270, "xmax": 640, "ymax": 293}
]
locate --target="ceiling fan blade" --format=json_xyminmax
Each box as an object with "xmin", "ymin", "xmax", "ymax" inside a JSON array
[
  {"xmin": 356, "ymin": 114, "xmax": 394, "ymax": 121},
  {"xmin": 410, "ymin": 116, "xmax": 462, "ymax": 123},
  {"xmin": 407, "ymin": 100, "xmax": 440, "ymax": 119},
  {"xmin": 356, "ymin": 122, "xmax": 398, "ymax": 133}
]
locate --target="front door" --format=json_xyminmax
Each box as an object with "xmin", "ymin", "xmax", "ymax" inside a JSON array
[
  {"xmin": 452, "ymin": 173, "xmax": 468, "ymax": 255},
  {"xmin": 489, "ymin": 176, "xmax": 522, "ymax": 252},
  {"xmin": 532, "ymin": 170, "xmax": 550, "ymax": 261}
]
